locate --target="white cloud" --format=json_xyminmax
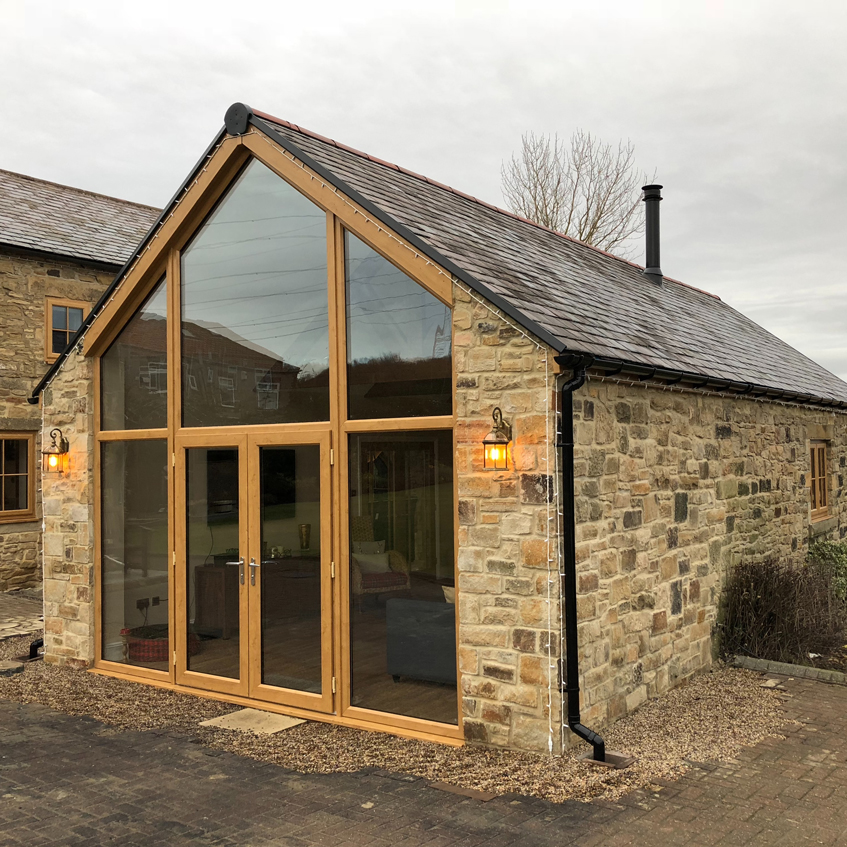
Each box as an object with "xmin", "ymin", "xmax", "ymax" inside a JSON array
[{"xmin": 1, "ymin": 0, "xmax": 844, "ymax": 379}]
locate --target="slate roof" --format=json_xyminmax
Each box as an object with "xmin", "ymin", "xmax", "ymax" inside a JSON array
[
  {"xmin": 0, "ymin": 169, "xmax": 160, "ymax": 267},
  {"xmin": 251, "ymin": 111, "xmax": 847, "ymax": 408}
]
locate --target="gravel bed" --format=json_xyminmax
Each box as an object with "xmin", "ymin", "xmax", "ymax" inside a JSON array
[{"xmin": 0, "ymin": 649, "xmax": 790, "ymax": 803}]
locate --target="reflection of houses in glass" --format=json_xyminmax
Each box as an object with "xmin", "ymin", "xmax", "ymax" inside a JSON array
[
  {"xmin": 101, "ymin": 304, "xmax": 168, "ymax": 430},
  {"xmin": 347, "ymin": 355, "xmax": 451, "ymax": 420},
  {"xmin": 181, "ymin": 320, "xmax": 313, "ymax": 425}
]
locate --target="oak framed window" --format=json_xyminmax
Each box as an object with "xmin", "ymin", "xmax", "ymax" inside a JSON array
[
  {"xmin": 810, "ymin": 440, "xmax": 830, "ymax": 521},
  {"xmin": 0, "ymin": 433, "xmax": 36, "ymax": 524},
  {"xmin": 46, "ymin": 298, "xmax": 88, "ymax": 363}
]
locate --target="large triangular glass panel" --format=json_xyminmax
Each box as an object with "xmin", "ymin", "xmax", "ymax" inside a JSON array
[
  {"xmin": 101, "ymin": 276, "xmax": 168, "ymax": 430},
  {"xmin": 181, "ymin": 159, "xmax": 330, "ymax": 427}
]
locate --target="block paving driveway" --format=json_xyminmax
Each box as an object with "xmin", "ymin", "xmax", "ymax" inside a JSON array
[{"xmin": 1, "ymin": 675, "xmax": 846, "ymax": 846}]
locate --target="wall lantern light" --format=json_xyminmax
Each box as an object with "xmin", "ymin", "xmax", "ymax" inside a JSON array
[
  {"xmin": 42, "ymin": 428, "xmax": 69, "ymax": 474},
  {"xmin": 482, "ymin": 407, "xmax": 512, "ymax": 470}
]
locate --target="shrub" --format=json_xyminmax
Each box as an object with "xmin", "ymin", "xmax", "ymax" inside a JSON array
[
  {"xmin": 808, "ymin": 540, "xmax": 847, "ymax": 603},
  {"xmin": 719, "ymin": 549, "xmax": 847, "ymax": 665}
]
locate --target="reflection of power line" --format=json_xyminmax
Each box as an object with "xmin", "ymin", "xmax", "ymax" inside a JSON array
[
  {"xmin": 187, "ymin": 289, "xmax": 438, "ymax": 314},
  {"xmin": 183, "ymin": 267, "xmax": 328, "ymax": 289},
  {"xmin": 183, "ymin": 264, "xmax": 409, "ymax": 292},
  {"xmin": 187, "ymin": 229, "xmax": 326, "ymax": 259},
  {"xmin": 201, "ymin": 213, "xmax": 325, "ymax": 228}
]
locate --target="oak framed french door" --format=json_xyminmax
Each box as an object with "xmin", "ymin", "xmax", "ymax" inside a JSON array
[
  {"xmin": 245, "ymin": 429, "xmax": 334, "ymax": 712},
  {"xmin": 174, "ymin": 427, "xmax": 334, "ymax": 713},
  {"xmin": 174, "ymin": 431, "xmax": 249, "ymax": 697}
]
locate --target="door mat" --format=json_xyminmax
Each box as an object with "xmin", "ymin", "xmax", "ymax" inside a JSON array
[{"xmin": 200, "ymin": 708, "xmax": 306, "ymax": 734}]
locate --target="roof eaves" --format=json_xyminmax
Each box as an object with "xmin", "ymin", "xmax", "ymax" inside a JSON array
[
  {"xmin": 27, "ymin": 127, "xmax": 230, "ymax": 403},
  {"xmin": 557, "ymin": 351, "xmax": 847, "ymax": 412},
  {"xmin": 0, "ymin": 241, "xmax": 124, "ymax": 273},
  {"xmin": 0, "ymin": 168, "xmax": 161, "ymax": 214},
  {"xmin": 249, "ymin": 114, "xmax": 570, "ymax": 355}
]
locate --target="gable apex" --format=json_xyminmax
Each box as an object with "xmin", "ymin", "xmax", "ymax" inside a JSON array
[{"xmin": 30, "ymin": 104, "xmax": 847, "ymax": 411}]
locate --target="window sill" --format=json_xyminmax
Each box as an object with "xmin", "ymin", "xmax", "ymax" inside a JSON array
[
  {"xmin": 809, "ymin": 515, "xmax": 837, "ymax": 538},
  {"xmin": 0, "ymin": 512, "xmax": 38, "ymax": 527}
]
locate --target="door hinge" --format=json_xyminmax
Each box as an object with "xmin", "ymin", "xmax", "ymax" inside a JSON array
[
  {"xmin": 173, "ymin": 651, "xmax": 177, "ymax": 667},
  {"xmin": 331, "ymin": 561, "xmax": 335, "ymax": 579},
  {"xmin": 172, "ymin": 551, "xmax": 176, "ymax": 570},
  {"xmin": 331, "ymin": 676, "xmax": 336, "ymax": 694},
  {"xmin": 330, "ymin": 448, "xmax": 334, "ymax": 466},
  {"xmin": 172, "ymin": 452, "xmax": 175, "ymax": 467}
]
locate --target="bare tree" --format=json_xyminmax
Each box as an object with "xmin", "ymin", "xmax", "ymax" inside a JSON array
[{"xmin": 501, "ymin": 130, "xmax": 653, "ymax": 258}]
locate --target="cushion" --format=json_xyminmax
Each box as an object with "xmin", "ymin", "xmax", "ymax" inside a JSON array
[
  {"xmin": 353, "ymin": 540, "xmax": 385, "ymax": 554},
  {"xmin": 353, "ymin": 552, "xmax": 391, "ymax": 574},
  {"xmin": 361, "ymin": 570, "xmax": 409, "ymax": 590}
]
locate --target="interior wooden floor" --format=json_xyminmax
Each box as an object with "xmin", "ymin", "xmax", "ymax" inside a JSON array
[{"xmin": 120, "ymin": 580, "xmax": 458, "ymax": 726}]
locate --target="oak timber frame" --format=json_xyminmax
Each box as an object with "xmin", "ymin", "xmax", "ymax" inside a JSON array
[{"xmin": 87, "ymin": 131, "xmax": 463, "ymax": 745}]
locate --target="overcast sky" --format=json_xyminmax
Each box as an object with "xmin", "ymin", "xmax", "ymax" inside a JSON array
[{"xmin": 2, "ymin": 0, "xmax": 845, "ymax": 380}]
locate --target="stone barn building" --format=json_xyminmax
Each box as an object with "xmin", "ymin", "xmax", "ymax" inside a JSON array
[
  {"xmin": 29, "ymin": 105, "xmax": 846, "ymax": 756},
  {"xmin": 0, "ymin": 170, "xmax": 158, "ymax": 591}
]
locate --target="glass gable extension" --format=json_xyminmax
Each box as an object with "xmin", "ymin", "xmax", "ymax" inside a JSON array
[
  {"xmin": 96, "ymin": 151, "xmax": 457, "ymax": 740},
  {"xmin": 181, "ymin": 159, "xmax": 330, "ymax": 427}
]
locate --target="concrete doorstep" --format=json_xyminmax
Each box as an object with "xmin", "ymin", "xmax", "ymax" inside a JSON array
[{"xmin": 199, "ymin": 708, "xmax": 306, "ymax": 734}]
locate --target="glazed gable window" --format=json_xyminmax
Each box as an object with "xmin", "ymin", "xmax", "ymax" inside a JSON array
[
  {"xmin": 0, "ymin": 434, "xmax": 35, "ymax": 523},
  {"xmin": 46, "ymin": 298, "xmax": 86, "ymax": 362},
  {"xmin": 810, "ymin": 441, "xmax": 830, "ymax": 521}
]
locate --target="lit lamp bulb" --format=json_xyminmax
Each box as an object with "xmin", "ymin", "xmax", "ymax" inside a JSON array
[
  {"xmin": 482, "ymin": 408, "xmax": 512, "ymax": 471},
  {"xmin": 42, "ymin": 428, "xmax": 69, "ymax": 474}
]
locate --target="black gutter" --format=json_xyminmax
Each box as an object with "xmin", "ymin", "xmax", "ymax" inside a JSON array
[
  {"xmin": 571, "ymin": 353, "xmax": 847, "ymax": 411},
  {"xmin": 0, "ymin": 242, "xmax": 124, "ymax": 274},
  {"xmin": 27, "ymin": 127, "xmax": 229, "ymax": 404},
  {"xmin": 555, "ymin": 352, "xmax": 606, "ymax": 762}
]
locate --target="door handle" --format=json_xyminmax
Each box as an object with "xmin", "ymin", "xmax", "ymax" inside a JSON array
[
  {"xmin": 226, "ymin": 558, "xmax": 245, "ymax": 585},
  {"xmin": 249, "ymin": 557, "xmax": 260, "ymax": 586}
]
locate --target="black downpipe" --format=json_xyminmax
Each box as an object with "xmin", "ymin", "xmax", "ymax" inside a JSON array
[
  {"xmin": 556, "ymin": 355, "xmax": 606, "ymax": 762},
  {"xmin": 29, "ymin": 638, "xmax": 43, "ymax": 660}
]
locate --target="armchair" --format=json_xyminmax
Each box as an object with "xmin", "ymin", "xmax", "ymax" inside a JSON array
[{"xmin": 350, "ymin": 515, "xmax": 411, "ymax": 610}]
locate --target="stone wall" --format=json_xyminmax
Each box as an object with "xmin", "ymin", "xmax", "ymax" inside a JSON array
[
  {"xmin": 570, "ymin": 378, "xmax": 846, "ymax": 739},
  {"xmin": 40, "ymin": 346, "xmax": 96, "ymax": 668},
  {"xmin": 0, "ymin": 249, "xmax": 112, "ymax": 591},
  {"xmin": 34, "ymin": 273, "xmax": 847, "ymax": 751},
  {"xmin": 453, "ymin": 281, "xmax": 563, "ymax": 753}
]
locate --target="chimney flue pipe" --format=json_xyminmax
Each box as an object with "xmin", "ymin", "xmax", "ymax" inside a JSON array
[{"xmin": 642, "ymin": 184, "xmax": 663, "ymax": 284}]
